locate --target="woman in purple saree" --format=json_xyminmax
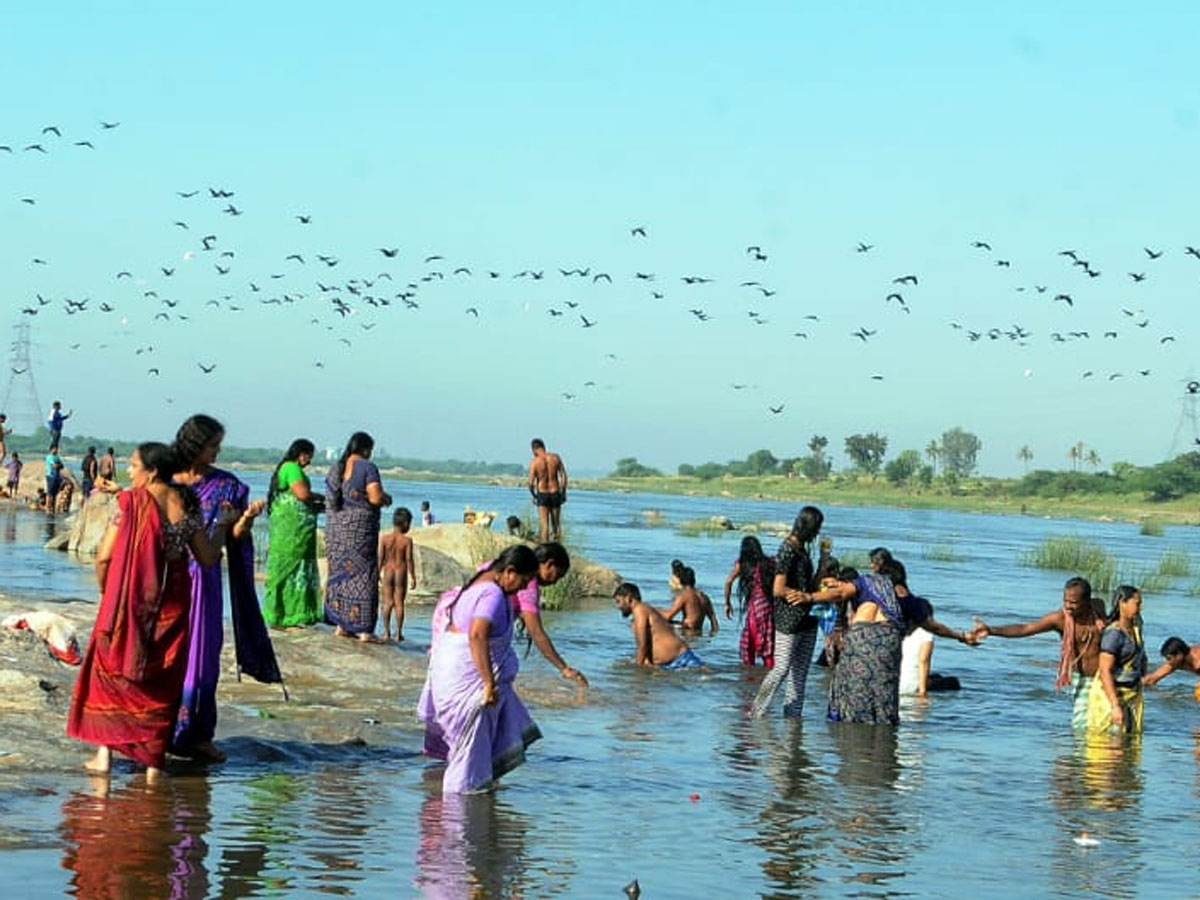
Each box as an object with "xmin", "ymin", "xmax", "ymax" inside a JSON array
[
  {"xmin": 171, "ymin": 415, "xmax": 283, "ymax": 761},
  {"xmin": 323, "ymin": 432, "xmax": 392, "ymax": 641},
  {"xmin": 418, "ymin": 545, "xmax": 542, "ymax": 794}
]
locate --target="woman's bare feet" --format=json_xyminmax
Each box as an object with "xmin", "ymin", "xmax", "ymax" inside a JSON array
[
  {"xmin": 145, "ymin": 766, "xmax": 164, "ymax": 785},
  {"xmin": 84, "ymin": 746, "xmax": 111, "ymax": 774},
  {"xmin": 192, "ymin": 741, "xmax": 226, "ymax": 763},
  {"xmin": 335, "ymin": 625, "xmax": 349, "ymax": 638},
  {"xmin": 357, "ymin": 632, "xmax": 381, "ymax": 644}
]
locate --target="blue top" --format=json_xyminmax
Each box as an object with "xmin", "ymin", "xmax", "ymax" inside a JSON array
[{"xmin": 1101, "ymin": 624, "xmax": 1146, "ymax": 687}]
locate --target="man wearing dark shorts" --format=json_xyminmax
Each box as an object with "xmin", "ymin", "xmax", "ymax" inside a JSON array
[{"xmin": 528, "ymin": 438, "xmax": 568, "ymax": 541}]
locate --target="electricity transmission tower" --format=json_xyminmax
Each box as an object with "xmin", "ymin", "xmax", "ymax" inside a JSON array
[
  {"xmin": 1, "ymin": 322, "xmax": 43, "ymax": 433},
  {"xmin": 1169, "ymin": 379, "xmax": 1200, "ymax": 457}
]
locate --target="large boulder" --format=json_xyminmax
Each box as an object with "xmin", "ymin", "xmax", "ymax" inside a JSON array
[
  {"xmin": 407, "ymin": 523, "xmax": 622, "ymax": 604},
  {"xmin": 45, "ymin": 491, "xmax": 117, "ymax": 555},
  {"xmin": 411, "ymin": 544, "xmax": 472, "ymax": 597}
]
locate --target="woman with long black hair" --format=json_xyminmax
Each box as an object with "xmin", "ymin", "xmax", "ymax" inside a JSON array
[
  {"xmin": 263, "ymin": 438, "xmax": 323, "ymax": 627},
  {"xmin": 751, "ymin": 506, "xmax": 824, "ymax": 717},
  {"xmin": 324, "ymin": 431, "xmax": 392, "ymax": 641}
]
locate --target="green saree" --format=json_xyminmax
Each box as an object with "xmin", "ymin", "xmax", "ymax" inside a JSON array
[{"xmin": 263, "ymin": 462, "xmax": 321, "ymax": 626}]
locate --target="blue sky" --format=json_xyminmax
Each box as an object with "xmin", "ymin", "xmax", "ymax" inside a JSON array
[{"xmin": 2, "ymin": 3, "xmax": 1198, "ymax": 476}]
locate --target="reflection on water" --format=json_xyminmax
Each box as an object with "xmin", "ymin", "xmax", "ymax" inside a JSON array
[
  {"xmin": 1048, "ymin": 733, "xmax": 1144, "ymax": 899},
  {"xmin": 60, "ymin": 777, "xmax": 212, "ymax": 900},
  {"xmin": 7, "ymin": 481, "xmax": 1200, "ymax": 895},
  {"xmin": 415, "ymin": 791, "xmax": 532, "ymax": 899}
]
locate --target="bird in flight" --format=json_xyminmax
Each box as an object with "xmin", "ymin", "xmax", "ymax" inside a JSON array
[
  {"xmin": 296, "ymin": 214, "xmax": 312, "ymax": 224},
  {"xmin": 580, "ymin": 315, "xmax": 597, "ymax": 328},
  {"xmin": 1053, "ymin": 294, "xmax": 1073, "ymax": 306},
  {"xmin": 631, "ymin": 226, "xmax": 647, "ymax": 237},
  {"xmin": 856, "ymin": 242, "xmax": 872, "ymax": 253},
  {"xmin": 971, "ymin": 241, "xmax": 992, "ymax": 250},
  {"xmin": 1144, "ymin": 247, "xmax": 1163, "ymax": 259},
  {"xmin": 100, "ymin": 121, "xmax": 120, "ymax": 129},
  {"xmin": 198, "ymin": 363, "xmax": 216, "ymax": 374},
  {"xmin": 768, "ymin": 405, "xmax": 784, "ymax": 415},
  {"xmin": 379, "ymin": 248, "xmax": 399, "ymax": 257},
  {"xmin": 1129, "ymin": 272, "xmax": 1146, "ymax": 282},
  {"xmin": 892, "ymin": 275, "xmax": 918, "ymax": 285},
  {"xmin": 178, "ymin": 190, "xmax": 199, "ymax": 198}
]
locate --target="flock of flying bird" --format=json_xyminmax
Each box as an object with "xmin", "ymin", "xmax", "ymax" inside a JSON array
[{"xmin": 4, "ymin": 118, "xmax": 1197, "ymax": 419}]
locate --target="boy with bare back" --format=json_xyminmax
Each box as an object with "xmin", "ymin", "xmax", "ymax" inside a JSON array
[
  {"xmin": 663, "ymin": 566, "xmax": 719, "ymax": 635},
  {"xmin": 614, "ymin": 582, "xmax": 704, "ymax": 669},
  {"xmin": 379, "ymin": 507, "xmax": 416, "ymax": 641},
  {"xmin": 529, "ymin": 438, "xmax": 568, "ymax": 541}
]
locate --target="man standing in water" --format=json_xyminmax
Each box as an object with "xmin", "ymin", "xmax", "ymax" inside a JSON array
[
  {"xmin": 614, "ymin": 582, "xmax": 704, "ymax": 669},
  {"xmin": 528, "ymin": 438, "xmax": 568, "ymax": 541},
  {"xmin": 972, "ymin": 576, "xmax": 1105, "ymax": 727}
]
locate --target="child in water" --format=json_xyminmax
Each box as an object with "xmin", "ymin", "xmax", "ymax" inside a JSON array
[{"xmin": 379, "ymin": 507, "xmax": 417, "ymax": 641}]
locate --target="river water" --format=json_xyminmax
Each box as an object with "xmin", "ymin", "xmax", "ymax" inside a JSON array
[{"xmin": 3, "ymin": 478, "xmax": 1200, "ymax": 898}]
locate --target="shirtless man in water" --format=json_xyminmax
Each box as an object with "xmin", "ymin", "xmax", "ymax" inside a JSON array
[
  {"xmin": 528, "ymin": 438, "xmax": 567, "ymax": 541},
  {"xmin": 971, "ymin": 576, "xmax": 1106, "ymax": 728},
  {"xmin": 663, "ymin": 566, "xmax": 719, "ymax": 635},
  {"xmin": 614, "ymin": 582, "xmax": 704, "ymax": 669},
  {"xmin": 1144, "ymin": 637, "xmax": 1200, "ymax": 687}
]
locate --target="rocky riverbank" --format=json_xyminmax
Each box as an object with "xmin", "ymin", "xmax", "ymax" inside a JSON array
[{"xmin": 46, "ymin": 497, "xmax": 622, "ymax": 604}]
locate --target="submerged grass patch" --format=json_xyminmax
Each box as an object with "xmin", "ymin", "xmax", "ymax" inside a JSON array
[
  {"xmin": 922, "ymin": 544, "xmax": 959, "ymax": 562},
  {"xmin": 1140, "ymin": 518, "xmax": 1166, "ymax": 537},
  {"xmin": 1155, "ymin": 548, "xmax": 1192, "ymax": 579},
  {"xmin": 1022, "ymin": 535, "xmax": 1113, "ymax": 572},
  {"xmin": 675, "ymin": 518, "xmax": 734, "ymax": 538}
]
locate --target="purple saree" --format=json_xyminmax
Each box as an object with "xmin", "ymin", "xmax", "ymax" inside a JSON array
[
  {"xmin": 417, "ymin": 581, "xmax": 542, "ymax": 793},
  {"xmin": 172, "ymin": 468, "xmax": 282, "ymax": 754}
]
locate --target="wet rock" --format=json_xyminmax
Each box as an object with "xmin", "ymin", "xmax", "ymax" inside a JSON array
[{"xmin": 411, "ymin": 544, "xmax": 471, "ymax": 597}]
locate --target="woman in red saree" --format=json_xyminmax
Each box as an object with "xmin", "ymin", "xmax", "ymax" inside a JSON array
[{"xmin": 66, "ymin": 442, "xmax": 236, "ymax": 781}]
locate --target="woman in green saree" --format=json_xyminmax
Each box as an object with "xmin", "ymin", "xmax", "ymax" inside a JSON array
[{"xmin": 263, "ymin": 439, "xmax": 324, "ymax": 626}]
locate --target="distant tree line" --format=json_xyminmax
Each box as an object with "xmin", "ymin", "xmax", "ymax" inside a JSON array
[
  {"xmin": 660, "ymin": 427, "xmax": 983, "ymax": 485},
  {"xmin": 610, "ymin": 428, "xmax": 1200, "ymax": 504}
]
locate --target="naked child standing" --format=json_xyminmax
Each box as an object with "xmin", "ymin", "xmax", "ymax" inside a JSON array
[{"xmin": 379, "ymin": 507, "xmax": 417, "ymax": 641}]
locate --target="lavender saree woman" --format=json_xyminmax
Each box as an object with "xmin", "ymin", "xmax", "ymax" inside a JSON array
[
  {"xmin": 418, "ymin": 545, "xmax": 542, "ymax": 794},
  {"xmin": 171, "ymin": 415, "xmax": 283, "ymax": 761}
]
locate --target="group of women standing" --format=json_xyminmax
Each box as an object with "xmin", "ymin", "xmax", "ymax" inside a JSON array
[
  {"xmin": 68, "ymin": 415, "xmax": 283, "ymax": 778},
  {"xmin": 730, "ymin": 505, "xmax": 969, "ymax": 726}
]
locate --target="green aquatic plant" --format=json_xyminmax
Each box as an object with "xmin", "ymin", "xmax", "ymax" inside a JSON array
[
  {"xmin": 922, "ymin": 544, "xmax": 958, "ymax": 562},
  {"xmin": 1155, "ymin": 548, "xmax": 1192, "ymax": 579},
  {"xmin": 675, "ymin": 518, "xmax": 734, "ymax": 538},
  {"xmin": 1139, "ymin": 518, "xmax": 1165, "ymax": 537},
  {"xmin": 1022, "ymin": 535, "xmax": 1113, "ymax": 573}
]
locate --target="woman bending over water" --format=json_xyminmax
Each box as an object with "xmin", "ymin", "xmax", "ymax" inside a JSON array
[{"xmin": 418, "ymin": 545, "xmax": 543, "ymax": 793}]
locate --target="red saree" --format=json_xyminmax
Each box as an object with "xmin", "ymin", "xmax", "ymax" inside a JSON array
[{"xmin": 67, "ymin": 488, "xmax": 192, "ymax": 768}]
